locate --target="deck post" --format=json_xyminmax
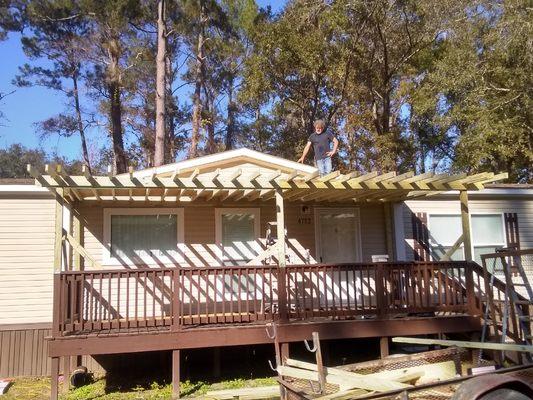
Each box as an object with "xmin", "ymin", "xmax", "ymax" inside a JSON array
[
  {"xmin": 50, "ymin": 356, "xmax": 60, "ymax": 400},
  {"xmin": 172, "ymin": 349, "xmax": 180, "ymax": 399},
  {"xmin": 280, "ymin": 342, "xmax": 289, "ymax": 362},
  {"xmin": 380, "ymin": 337, "xmax": 389, "ymax": 359},
  {"xmin": 213, "ymin": 348, "xmax": 221, "ymax": 377},
  {"xmin": 171, "ymin": 268, "xmax": 181, "ymax": 331},
  {"xmin": 460, "ymin": 191, "xmax": 477, "ymax": 315},
  {"xmin": 375, "ymin": 263, "xmax": 387, "ymax": 318},
  {"xmin": 63, "ymin": 356, "xmax": 70, "ymax": 392},
  {"xmin": 275, "ymin": 189, "xmax": 288, "ymax": 322}
]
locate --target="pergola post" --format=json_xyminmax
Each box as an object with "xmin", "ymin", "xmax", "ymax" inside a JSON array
[
  {"xmin": 72, "ymin": 207, "xmax": 84, "ymax": 271},
  {"xmin": 275, "ymin": 189, "xmax": 288, "ymax": 322},
  {"xmin": 383, "ymin": 202, "xmax": 395, "ymax": 261},
  {"xmin": 460, "ymin": 190, "xmax": 477, "ymax": 315},
  {"xmin": 460, "ymin": 191, "xmax": 473, "ymax": 262},
  {"xmin": 275, "ymin": 189, "xmax": 286, "ymax": 268},
  {"xmin": 54, "ymin": 189, "xmax": 64, "ymax": 272},
  {"xmin": 51, "ymin": 189, "xmax": 64, "ymax": 400}
]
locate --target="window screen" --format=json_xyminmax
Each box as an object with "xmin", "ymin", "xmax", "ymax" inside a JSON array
[{"xmin": 111, "ymin": 214, "xmax": 177, "ymax": 260}]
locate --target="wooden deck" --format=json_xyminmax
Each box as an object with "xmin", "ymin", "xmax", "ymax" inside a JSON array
[{"xmin": 47, "ymin": 260, "xmax": 518, "ymax": 399}]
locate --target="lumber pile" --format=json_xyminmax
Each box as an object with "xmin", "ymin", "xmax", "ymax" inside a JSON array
[
  {"xmin": 275, "ymin": 335, "xmax": 468, "ymax": 400},
  {"xmin": 277, "ymin": 357, "xmax": 425, "ymax": 399}
]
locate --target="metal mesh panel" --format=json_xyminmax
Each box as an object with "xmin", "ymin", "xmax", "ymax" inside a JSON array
[{"xmin": 342, "ymin": 348, "xmax": 468, "ymax": 375}]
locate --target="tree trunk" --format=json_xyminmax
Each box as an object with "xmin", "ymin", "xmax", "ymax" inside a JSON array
[
  {"xmin": 72, "ymin": 72, "xmax": 91, "ymax": 173},
  {"xmin": 206, "ymin": 111, "xmax": 215, "ymax": 153},
  {"xmin": 107, "ymin": 37, "xmax": 127, "ymax": 174},
  {"xmin": 108, "ymin": 81, "xmax": 127, "ymax": 173},
  {"xmin": 225, "ymin": 77, "xmax": 236, "ymax": 150},
  {"xmin": 154, "ymin": 0, "xmax": 166, "ymax": 167},
  {"xmin": 188, "ymin": 4, "xmax": 206, "ymax": 159}
]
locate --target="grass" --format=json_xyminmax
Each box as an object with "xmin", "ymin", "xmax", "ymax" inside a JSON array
[{"xmin": 1, "ymin": 376, "xmax": 278, "ymax": 399}]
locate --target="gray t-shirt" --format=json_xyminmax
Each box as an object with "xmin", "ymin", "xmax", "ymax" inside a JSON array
[{"xmin": 308, "ymin": 131, "xmax": 334, "ymax": 161}]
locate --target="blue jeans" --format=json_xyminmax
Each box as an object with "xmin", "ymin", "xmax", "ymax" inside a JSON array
[{"xmin": 315, "ymin": 157, "xmax": 332, "ymax": 176}]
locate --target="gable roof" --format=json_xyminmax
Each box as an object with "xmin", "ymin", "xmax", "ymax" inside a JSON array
[{"xmin": 124, "ymin": 148, "xmax": 317, "ymax": 178}]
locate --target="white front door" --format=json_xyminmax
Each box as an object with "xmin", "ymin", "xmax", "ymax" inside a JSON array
[{"xmin": 315, "ymin": 208, "xmax": 362, "ymax": 263}]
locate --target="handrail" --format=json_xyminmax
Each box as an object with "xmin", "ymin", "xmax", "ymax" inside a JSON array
[{"xmin": 57, "ymin": 260, "xmax": 473, "ymax": 275}]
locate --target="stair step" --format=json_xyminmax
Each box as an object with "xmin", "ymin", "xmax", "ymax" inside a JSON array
[
  {"xmin": 514, "ymin": 300, "xmax": 532, "ymax": 305},
  {"xmin": 518, "ymin": 315, "xmax": 533, "ymax": 321}
]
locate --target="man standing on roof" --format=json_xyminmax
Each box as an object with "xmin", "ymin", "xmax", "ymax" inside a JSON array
[{"xmin": 297, "ymin": 119, "xmax": 339, "ymax": 176}]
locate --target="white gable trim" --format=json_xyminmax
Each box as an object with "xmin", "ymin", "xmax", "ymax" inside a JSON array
[{"xmin": 125, "ymin": 148, "xmax": 317, "ymax": 178}]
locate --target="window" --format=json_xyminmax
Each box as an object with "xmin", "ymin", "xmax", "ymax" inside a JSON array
[
  {"xmin": 428, "ymin": 213, "xmax": 505, "ymax": 264},
  {"xmin": 215, "ymin": 208, "xmax": 260, "ymax": 265},
  {"xmin": 428, "ymin": 215, "xmax": 464, "ymax": 261},
  {"xmin": 471, "ymin": 214, "xmax": 505, "ymax": 264},
  {"xmin": 103, "ymin": 208, "xmax": 184, "ymax": 265}
]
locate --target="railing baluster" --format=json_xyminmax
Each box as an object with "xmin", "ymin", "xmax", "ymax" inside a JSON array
[
  {"xmin": 222, "ymin": 268, "xmax": 227, "ymax": 323},
  {"xmin": 237, "ymin": 268, "xmax": 242, "ymax": 323},
  {"xmin": 214, "ymin": 269, "xmax": 219, "ymax": 323},
  {"xmin": 198, "ymin": 269, "xmax": 201, "ymax": 324},
  {"xmin": 189, "ymin": 269, "xmax": 194, "ymax": 324},
  {"xmin": 88, "ymin": 273, "xmax": 93, "ymax": 331},
  {"xmin": 260, "ymin": 268, "xmax": 265, "ymax": 320},
  {"xmin": 245, "ymin": 267, "xmax": 250, "ymax": 321},
  {"xmin": 78, "ymin": 274, "xmax": 84, "ymax": 332}
]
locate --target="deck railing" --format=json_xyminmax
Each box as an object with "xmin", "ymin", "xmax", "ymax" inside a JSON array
[{"xmin": 53, "ymin": 261, "xmax": 480, "ymax": 336}]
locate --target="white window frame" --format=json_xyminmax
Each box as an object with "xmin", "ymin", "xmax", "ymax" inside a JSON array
[
  {"xmin": 103, "ymin": 208, "xmax": 185, "ymax": 266},
  {"xmin": 314, "ymin": 207, "xmax": 362, "ymax": 263},
  {"xmin": 428, "ymin": 212, "xmax": 506, "ymax": 261},
  {"xmin": 215, "ymin": 208, "xmax": 261, "ymax": 263}
]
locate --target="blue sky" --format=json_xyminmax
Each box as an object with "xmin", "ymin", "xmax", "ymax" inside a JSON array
[{"xmin": 0, "ymin": 0, "xmax": 286, "ymax": 161}]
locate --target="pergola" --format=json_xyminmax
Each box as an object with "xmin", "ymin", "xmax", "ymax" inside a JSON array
[
  {"xmin": 28, "ymin": 163, "xmax": 507, "ymax": 272},
  {"xmin": 27, "ymin": 164, "xmax": 507, "ymax": 204}
]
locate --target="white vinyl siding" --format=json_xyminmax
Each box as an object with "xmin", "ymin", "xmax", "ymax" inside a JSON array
[{"xmin": 0, "ymin": 196, "xmax": 55, "ymax": 324}]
